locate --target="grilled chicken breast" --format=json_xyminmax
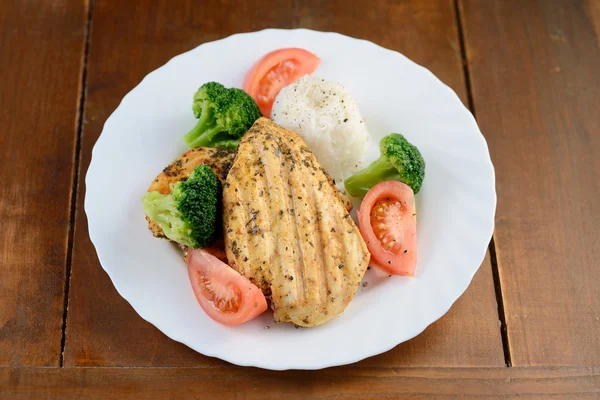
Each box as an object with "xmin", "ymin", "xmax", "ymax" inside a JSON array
[
  {"xmin": 223, "ymin": 118, "xmax": 370, "ymax": 327},
  {"xmin": 146, "ymin": 146, "xmax": 236, "ymax": 261}
]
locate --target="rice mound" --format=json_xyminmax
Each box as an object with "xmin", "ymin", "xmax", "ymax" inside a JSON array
[{"xmin": 271, "ymin": 76, "xmax": 370, "ymax": 182}]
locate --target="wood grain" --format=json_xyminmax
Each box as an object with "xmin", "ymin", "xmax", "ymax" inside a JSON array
[
  {"xmin": 0, "ymin": 0, "xmax": 87, "ymax": 366},
  {"xmin": 65, "ymin": 0, "xmax": 503, "ymax": 367},
  {"xmin": 356, "ymin": 254, "xmax": 503, "ymax": 367},
  {"xmin": 460, "ymin": 0, "xmax": 600, "ymax": 365},
  {"xmin": 1, "ymin": 366, "xmax": 598, "ymax": 399}
]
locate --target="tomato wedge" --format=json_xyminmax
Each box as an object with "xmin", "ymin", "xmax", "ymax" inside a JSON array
[
  {"xmin": 357, "ymin": 181, "xmax": 417, "ymax": 276},
  {"xmin": 187, "ymin": 249, "xmax": 267, "ymax": 325},
  {"xmin": 243, "ymin": 48, "xmax": 320, "ymax": 117}
]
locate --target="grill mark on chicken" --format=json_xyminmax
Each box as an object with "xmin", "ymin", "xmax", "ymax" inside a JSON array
[
  {"xmin": 316, "ymin": 191, "xmax": 342, "ymax": 304},
  {"xmin": 290, "ymin": 178, "xmax": 308, "ymax": 308},
  {"xmin": 228, "ymin": 165, "xmax": 250, "ymax": 280},
  {"xmin": 279, "ymin": 137, "xmax": 307, "ymax": 308},
  {"xmin": 248, "ymin": 156, "xmax": 277, "ymax": 294},
  {"xmin": 302, "ymin": 180, "xmax": 328, "ymax": 312},
  {"xmin": 260, "ymin": 141, "xmax": 298, "ymax": 308},
  {"xmin": 314, "ymin": 192, "xmax": 349, "ymax": 314},
  {"xmin": 321, "ymin": 200, "xmax": 344, "ymax": 303},
  {"xmin": 326, "ymin": 182, "xmax": 354, "ymax": 304},
  {"xmin": 254, "ymin": 177, "xmax": 277, "ymax": 294},
  {"xmin": 276, "ymin": 147, "xmax": 298, "ymax": 307},
  {"xmin": 262, "ymin": 138, "xmax": 305, "ymax": 315}
]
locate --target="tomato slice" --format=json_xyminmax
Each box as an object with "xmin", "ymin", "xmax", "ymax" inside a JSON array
[
  {"xmin": 357, "ymin": 181, "xmax": 417, "ymax": 276},
  {"xmin": 187, "ymin": 249, "xmax": 267, "ymax": 325},
  {"xmin": 243, "ymin": 48, "xmax": 320, "ymax": 117}
]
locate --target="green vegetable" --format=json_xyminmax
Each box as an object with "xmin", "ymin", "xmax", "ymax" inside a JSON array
[
  {"xmin": 142, "ymin": 165, "xmax": 222, "ymax": 249},
  {"xmin": 210, "ymin": 132, "xmax": 241, "ymax": 149},
  {"xmin": 212, "ymin": 139, "xmax": 240, "ymax": 148},
  {"xmin": 183, "ymin": 82, "xmax": 261, "ymax": 148},
  {"xmin": 344, "ymin": 133, "xmax": 425, "ymax": 197}
]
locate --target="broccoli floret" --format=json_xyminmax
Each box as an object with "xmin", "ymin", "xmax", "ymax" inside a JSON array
[
  {"xmin": 142, "ymin": 164, "xmax": 222, "ymax": 249},
  {"xmin": 344, "ymin": 133, "xmax": 425, "ymax": 197},
  {"xmin": 183, "ymin": 82, "xmax": 261, "ymax": 148}
]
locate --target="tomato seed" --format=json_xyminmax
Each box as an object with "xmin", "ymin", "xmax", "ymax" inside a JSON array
[{"xmin": 198, "ymin": 274, "xmax": 242, "ymax": 313}]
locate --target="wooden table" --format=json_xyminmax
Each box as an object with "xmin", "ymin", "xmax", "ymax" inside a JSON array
[{"xmin": 1, "ymin": 0, "xmax": 599, "ymax": 398}]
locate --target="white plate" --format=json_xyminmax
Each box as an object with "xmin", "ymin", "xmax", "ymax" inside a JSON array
[{"xmin": 85, "ymin": 29, "xmax": 496, "ymax": 370}]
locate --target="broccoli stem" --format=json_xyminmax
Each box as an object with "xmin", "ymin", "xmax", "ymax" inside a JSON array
[
  {"xmin": 183, "ymin": 104, "xmax": 223, "ymax": 147},
  {"xmin": 212, "ymin": 139, "xmax": 240, "ymax": 148},
  {"xmin": 343, "ymin": 156, "xmax": 401, "ymax": 197}
]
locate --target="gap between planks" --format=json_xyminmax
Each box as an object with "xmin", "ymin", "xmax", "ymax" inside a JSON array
[
  {"xmin": 453, "ymin": 0, "xmax": 512, "ymax": 367},
  {"xmin": 60, "ymin": 0, "xmax": 94, "ymax": 368}
]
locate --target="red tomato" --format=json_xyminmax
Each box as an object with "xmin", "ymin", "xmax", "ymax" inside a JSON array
[
  {"xmin": 357, "ymin": 181, "xmax": 417, "ymax": 276},
  {"xmin": 187, "ymin": 249, "xmax": 267, "ymax": 325},
  {"xmin": 243, "ymin": 48, "xmax": 320, "ymax": 116}
]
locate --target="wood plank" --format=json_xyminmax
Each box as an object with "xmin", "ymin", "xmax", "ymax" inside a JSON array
[
  {"xmin": 0, "ymin": 0, "xmax": 87, "ymax": 366},
  {"xmin": 65, "ymin": 0, "xmax": 503, "ymax": 367},
  {"xmin": 1, "ymin": 366, "xmax": 599, "ymax": 399},
  {"xmin": 357, "ymin": 254, "xmax": 503, "ymax": 367},
  {"xmin": 460, "ymin": 0, "xmax": 600, "ymax": 365}
]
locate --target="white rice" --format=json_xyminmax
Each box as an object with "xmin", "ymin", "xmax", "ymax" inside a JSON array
[{"xmin": 271, "ymin": 76, "xmax": 370, "ymax": 182}]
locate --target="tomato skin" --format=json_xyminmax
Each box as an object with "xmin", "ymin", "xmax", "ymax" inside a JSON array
[
  {"xmin": 357, "ymin": 181, "xmax": 417, "ymax": 276},
  {"xmin": 243, "ymin": 48, "xmax": 320, "ymax": 116},
  {"xmin": 187, "ymin": 249, "xmax": 267, "ymax": 325}
]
